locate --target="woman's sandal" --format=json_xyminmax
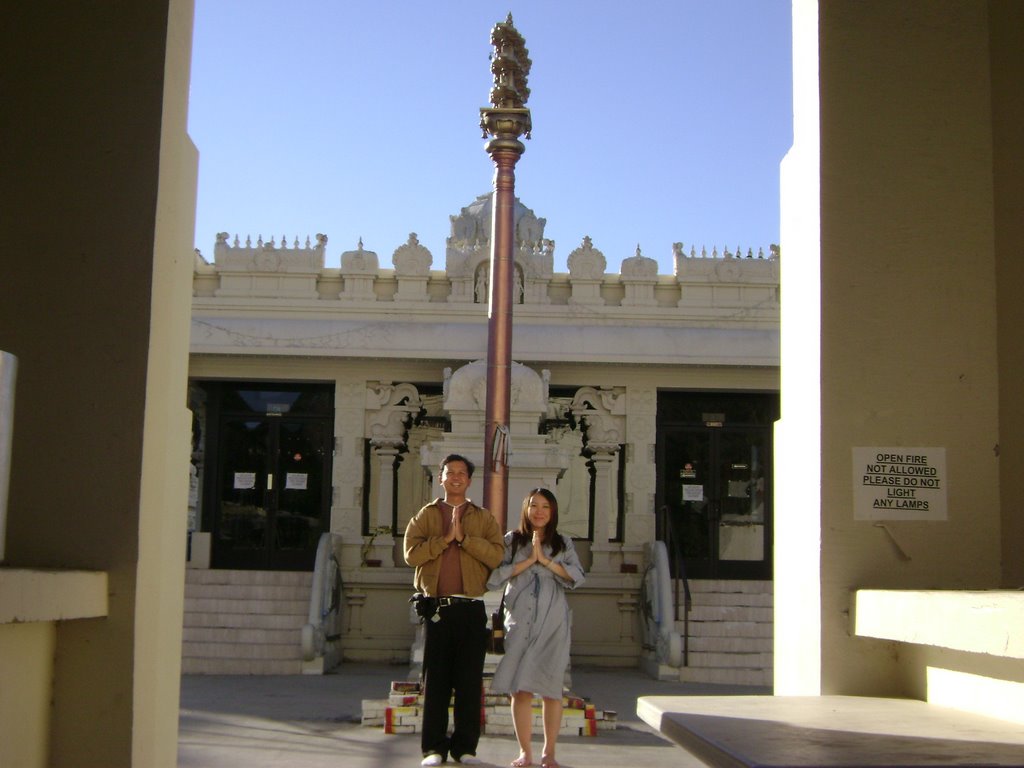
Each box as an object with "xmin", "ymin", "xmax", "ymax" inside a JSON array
[{"xmin": 510, "ymin": 755, "xmax": 533, "ymax": 767}]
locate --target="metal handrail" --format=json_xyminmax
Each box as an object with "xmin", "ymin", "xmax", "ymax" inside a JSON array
[{"xmin": 660, "ymin": 505, "xmax": 692, "ymax": 666}]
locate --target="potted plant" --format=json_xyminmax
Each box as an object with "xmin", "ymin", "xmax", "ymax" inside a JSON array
[{"xmin": 361, "ymin": 525, "xmax": 392, "ymax": 567}]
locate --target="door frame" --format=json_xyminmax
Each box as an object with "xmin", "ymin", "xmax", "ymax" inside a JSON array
[
  {"xmin": 655, "ymin": 390, "xmax": 778, "ymax": 580},
  {"xmin": 198, "ymin": 380, "xmax": 334, "ymax": 571}
]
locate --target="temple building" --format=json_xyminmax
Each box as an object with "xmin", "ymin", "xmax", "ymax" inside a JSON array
[
  {"xmin": 184, "ymin": 192, "xmax": 780, "ymax": 682},
  {"xmin": 2, "ymin": 3, "xmax": 1022, "ymax": 766}
]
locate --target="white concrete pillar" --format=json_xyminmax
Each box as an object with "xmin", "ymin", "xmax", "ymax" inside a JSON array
[
  {"xmin": 588, "ymin": 448, "xmax": 619, "ymax": 572},
  {"xmin": 368, "ymin": 440, "xmax": 400, "ymax": 563}
]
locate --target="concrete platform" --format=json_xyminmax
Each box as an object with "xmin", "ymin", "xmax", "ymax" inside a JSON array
[
  {"xmin": 178, "ymin": 663, "xmax": 769, "ymax": 768},
  {"xmin": 637, "ymin": 694, "xmax": 1024, "ymax": 767}
]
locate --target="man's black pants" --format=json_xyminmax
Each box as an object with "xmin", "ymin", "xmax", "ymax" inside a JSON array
[{"xmin": 421, "ymin": 599, "xmax": 488, "ymax": 760}]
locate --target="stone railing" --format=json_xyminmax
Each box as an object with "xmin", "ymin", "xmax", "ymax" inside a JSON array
[{"xmin": 193, "ymin": 231, "xmax": 779, "ymax": 316}]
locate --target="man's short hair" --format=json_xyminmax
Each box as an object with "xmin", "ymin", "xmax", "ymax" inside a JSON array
[{"xmin": 440, "ymin": 453, "xmax": 475, "ymax": 478}]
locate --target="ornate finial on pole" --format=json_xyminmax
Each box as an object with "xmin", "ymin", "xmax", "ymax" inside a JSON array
[
  {"xmin": 480, "ymin": 15, "xmax": 532, "ymax": 532},
  {"xmin": 479, "ymin": 15, "xmax": 532, "ymax": 143}
]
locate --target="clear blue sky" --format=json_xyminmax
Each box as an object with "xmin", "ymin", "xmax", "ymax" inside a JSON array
[{"xmin": 188, "ymin": 1, "xmax": 792, "ymax": 274}]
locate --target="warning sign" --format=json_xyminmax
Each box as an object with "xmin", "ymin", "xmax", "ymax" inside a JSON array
[{"xmin": 852, "ymin": 447, "xmax": 947, "ymax": 521}]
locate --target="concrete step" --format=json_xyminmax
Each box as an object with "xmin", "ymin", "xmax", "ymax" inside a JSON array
[
  {"xmin": 185, "ymin": 569, "xmax": 312, "ymax": 587},
  {"xmin": 181, "ymin": 568, "xmax": 312, "ymax": 675},
  {"xmin": 183, "ymin": 597, "xmax": 307, "ymax": 616},
  {"xmin": 686, "ymin": 604, "xmax": 774, "ymax": 623},
  {"xmin": 666, "ymin": 579, "xmax": 774, "ymax": 686},
  {"xmin": 686, "ymin": 579, "xmax": 772, "ymax": 594},
  {"xmin": 184, "ymin": 582, "xmax": 310, "ymax": 601},
  {"xmin": 692, "ymin": 591, "xmax": 773, "ymax": 608},
  {"xmin": 687, "ymin": 635, "xmax": 772, "ymax": 653},
  {"xmin": 183, "ymin": 611, "xmax": 307, "ymax": 630},
  {"xmin": 686, "ymin": 650, "xmax": 773, "ymax": 669},
  {"xmin": 675, "ymin": 619, "xmax": 773, "ymax": 638}
]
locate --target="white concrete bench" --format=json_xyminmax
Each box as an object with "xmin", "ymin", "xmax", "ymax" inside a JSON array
[{"xmin": 637, "ymin": 694, "xmax": 1024, "ymax": 767}]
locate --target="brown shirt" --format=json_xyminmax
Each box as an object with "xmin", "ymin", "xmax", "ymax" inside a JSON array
[
  {"xmin": 403, "ymin": 499, "xmax": 505, "ymax": 597},
  {"xmin": 435, "ymin": 501, "xmax": 465, "ymax": 596}
]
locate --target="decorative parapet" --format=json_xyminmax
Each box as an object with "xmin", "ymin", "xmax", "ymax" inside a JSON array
[
  {"xmin": 392, "ymin": 233, "xmax": 432, "ymax": 303},
  {"xmin": 193, "ymin": 199, "xmax": 779, "ymax": 323},
  {"xmin": 340, "ymin": 240, "xmax": 379, "ymax": 302},
  {"xmin": 212, "ymin": 232, "xmax": 325, "ymax": 299},
  {"xmin": 567, "ymin": 236, "xmax": 607, "ymax": 306},
  {"xmin": 673, "ymin": 241, "xmax": 780, "ymax": 309},
  {"xmin": 620, "ymin": 245, "xmax": 659, "ymax": 307}
]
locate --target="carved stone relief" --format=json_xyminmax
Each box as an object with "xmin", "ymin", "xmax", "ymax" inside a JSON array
[
  {"xmin": 567, "ymin": 236, "xmax": 607, "ymax": 280},
  {"xmin": 341, "ymin": 240, "xmax": 379, "ymax": 274},
  {"xmin": 621, "ymin": 246, "xmax": 658, "ymax": 278},
  {"xmin": 392, "ymin": 233, "xmax": 432, "ymax": 276},
  {"xmin": 365, "ymin": 382, "xmax": 423, "ymax": 443}
]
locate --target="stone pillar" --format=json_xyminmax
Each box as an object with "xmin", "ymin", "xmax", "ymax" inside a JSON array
[
  {"xmin": 367, "ymin": 439, "xmax": 401, "ymax": 562},
  {"xmin": 364, "ymin": 382, "xmax": 422, "ymax": 565},
  {"xmin": 572, "ymin": 386, "xmax": 626, "ymax": 572},
  {"xmin": 624, "ymin": 386, "xmax": 657, "ymax": 565},
  {"xmin": 334, "ymin": 380, "xmax": 367, "ymax": 562},
  {"xmin": 588, "ymin": 447, "xmax": 619, "ymax": 572}
]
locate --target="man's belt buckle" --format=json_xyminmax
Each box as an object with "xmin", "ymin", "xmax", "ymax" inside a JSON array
[{"xmin": 438, "ymin": 596, "xmax": 476, "ymax": 607}]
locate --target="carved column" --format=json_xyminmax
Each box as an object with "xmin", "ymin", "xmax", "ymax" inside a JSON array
[
  {"xmin": 370, "ymin": 439, "xmax": 402, "ymax": 533},
  {"xmin": 335, "ymin": 380, "xmax": 367, "ymax": 564},
  {"xmin": 364, "ymin": 382, "xmax": 422, "ymax": 565},
  {"xmin": 588, "ymin": 445, "xmax": 620, "ymax": 572},
  {"xmin": 572, "ymin": 386, "xmax": 626, "ymax": 573},
  {"xmin": 625, "ymin": 386, "xmax": 657, "ymax": 557}
]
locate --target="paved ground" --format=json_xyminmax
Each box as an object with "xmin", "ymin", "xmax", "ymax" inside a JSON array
[{"xmin": 178, "ymin": 663, "xmax": 769, "ymax": 768}]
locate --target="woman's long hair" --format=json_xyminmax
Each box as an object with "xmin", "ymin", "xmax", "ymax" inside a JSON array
[{"xmin": 512, "ymin": 487, "xmax": 565, "ymax": 557}]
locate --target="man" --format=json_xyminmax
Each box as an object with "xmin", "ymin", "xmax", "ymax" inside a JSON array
[{"xmin": 404, "ymin": 454, "xmax": 505, "ymax": 766}]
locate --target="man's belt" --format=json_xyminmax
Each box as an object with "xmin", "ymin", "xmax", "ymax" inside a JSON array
[{"xmin": 437, "ymin": 596, "xmax": 481, "ymax": 607}]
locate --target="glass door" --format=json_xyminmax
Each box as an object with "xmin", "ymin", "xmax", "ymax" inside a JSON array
[
  {"xmin": 657, "ymin": 391, "xmax": 777, "ymax": 580},
  {"xmin": 202, "ymin": 381, "xmax": 334, "ymax": 571},
  {"xmin": 215, "ymin": 417, "xmax": 272, "ymax": 568},
  {"xmin": 715, "ymin": 428, "xmax": 769, "ymax": 571},
  {"xmin": 273, "ymin": 419, "xmax": 331, "ymax": 569}
]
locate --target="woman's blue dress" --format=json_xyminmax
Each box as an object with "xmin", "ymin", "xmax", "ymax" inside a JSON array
[{"xmin": 486, "ymin": 532, "xmax": 586, "ymax": 699}]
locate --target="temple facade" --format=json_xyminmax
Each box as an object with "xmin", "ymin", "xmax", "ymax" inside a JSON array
[
  {"xmin": 185, "ymin": 193, "xmax": 780, "ymax": 681},
  {"xmin": 6, "ymin": 5, "xmax": 1023, "ymax": 764}
]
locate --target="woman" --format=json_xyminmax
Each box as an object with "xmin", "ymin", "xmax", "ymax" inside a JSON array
[{"xmin": 486, "ymin": 488, "xmax": 586, "ymax": 768}]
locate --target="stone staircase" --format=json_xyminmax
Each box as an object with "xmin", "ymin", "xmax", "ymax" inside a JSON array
[
  {"xmin": 182, "ymin": 569, "xmax": 311, "ymax": 674},
  {"xmin": 673, "ymin": 579, "xmax": 773, "ymax": 687}
]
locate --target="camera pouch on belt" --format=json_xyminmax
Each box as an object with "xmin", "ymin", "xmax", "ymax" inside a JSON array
[{"xmin": 409, "ymin": 593, "xmax": 439, "ymax": 623}]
